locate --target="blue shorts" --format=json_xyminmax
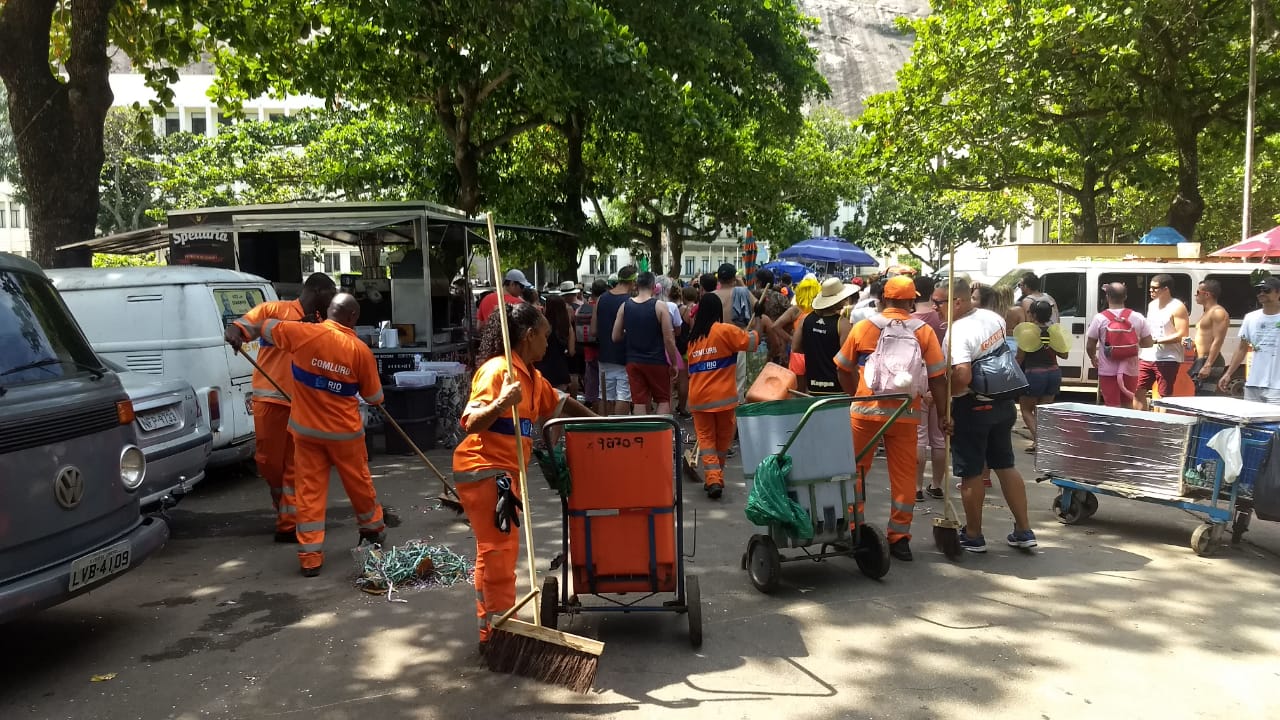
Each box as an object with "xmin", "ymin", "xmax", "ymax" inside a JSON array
[
  {"xmin": 1024, "ymin": 367, "xmax": 1062, "ymax": 398},
  {"xmin": 950, "ymin": 396, "xmax": 1017, "ymax": 478}
]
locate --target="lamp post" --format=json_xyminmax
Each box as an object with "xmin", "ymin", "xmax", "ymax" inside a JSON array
[{"xmin": 1242, "ymin": 0, "xmax": 1259, "ymax": 242}]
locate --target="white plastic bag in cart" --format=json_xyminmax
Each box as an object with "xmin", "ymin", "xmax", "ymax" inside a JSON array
[{"xmin": 1207, "ymin": 426, "xmax": 1243, "ymax": 484}]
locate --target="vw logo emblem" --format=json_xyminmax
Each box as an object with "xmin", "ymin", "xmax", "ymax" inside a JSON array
[{"xmin": 54, "ymin": 466, "xmax": 85, "ymax": 509}]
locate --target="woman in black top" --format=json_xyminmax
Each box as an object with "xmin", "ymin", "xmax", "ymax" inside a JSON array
[
  {"xmin": 1016, "ymin": 299, "xmax": 1067, "ymax": 452},
  {"xmin": 535, "ymin": 295, "xmax": 575, "ymax": 390}
]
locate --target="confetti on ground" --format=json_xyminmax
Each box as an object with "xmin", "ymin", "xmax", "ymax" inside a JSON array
[
  {"xmin": 353, "ymin": 540, "xmax": 474, "ymax": 602},
  {"xmin": 90, "ymin": 673, "xmax": 117, "ymax": 682}
]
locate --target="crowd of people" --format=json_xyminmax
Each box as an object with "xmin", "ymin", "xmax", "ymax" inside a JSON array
[{"xmin": 225, "ymin": 259, "xmax": 1280, "ymax": 654}]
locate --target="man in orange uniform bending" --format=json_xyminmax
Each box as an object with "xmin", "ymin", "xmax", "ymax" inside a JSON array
[
  {"xmin": 226, "ymin": 273, "xmax": 337, "ymax": 542},
  {"xmin": 835, "ymin": 276, "xmax": 949, "ymax": 562},
  {"xmin": 242, "ymin": 294, "xmax": 386, "ymax": 577}
]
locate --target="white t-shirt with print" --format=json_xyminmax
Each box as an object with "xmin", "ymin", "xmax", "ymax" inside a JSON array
[
  {"xmin": 1240, "ymin": 309, "xmax": 1280, "ymax": 390},
  {"xmin": 1086, "ymin": 308, "xmax": 1152, "ymax": 378},
  {"xmin": 945, "ymin": 307, "xmax": 1007, "ymax": 365}
]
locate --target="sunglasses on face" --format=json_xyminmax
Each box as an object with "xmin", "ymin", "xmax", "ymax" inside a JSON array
[{"xmin": 1257, "ymin": 288, "xmax": 1277, "ymax": 295}]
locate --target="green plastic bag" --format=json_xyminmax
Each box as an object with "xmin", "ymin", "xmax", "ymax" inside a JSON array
[
  {"xmin": 745, "ymin": 453, "xmax": 813, "ymax": 541},
  {"xmin": 533, "ymin": 443, "xmax": 572, "ymax": 499}
]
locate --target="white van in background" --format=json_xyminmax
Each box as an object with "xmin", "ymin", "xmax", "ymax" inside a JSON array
[
  {"xmin": 993, "ymin": 260, "xmax": 1274, "ymax": 395},
  {"xmin": 48, "ymin": 267, "xmax": 278, "ymax": 466}
]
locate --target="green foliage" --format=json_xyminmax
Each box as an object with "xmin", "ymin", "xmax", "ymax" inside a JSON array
[
  {"xmin": 858, "ymin": 0, "xmax": 1280, "ymax": 244},
  {"xmin": 92, "ymin": 252, "xmax": 160, "ymax": 268},
  {"xmin": 0, "ymin": 84, "xmax": 16, "ymax": 188},
  {"xmin": 99, "ymin": 107, "xmax": 163, "ymax": 235}
]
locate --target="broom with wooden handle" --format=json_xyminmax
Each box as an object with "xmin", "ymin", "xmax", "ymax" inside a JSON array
[
  {"xmin": 932, "ymin": 234, "xmax": 963, "ymax": 560},
  {"xmin": 480, "ymin": 213, "xmax": 603, "ymax": 692}
]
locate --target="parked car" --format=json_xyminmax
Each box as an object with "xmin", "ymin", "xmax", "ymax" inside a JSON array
[
  {"xmin": 48, "ymin": 266, "xmax": 279, "ymax": 466},
  {"xmin": 0, "ymin": 252, "xmax": 169, "ymax": 624},
  {"xmin": 101, "ymin": 358, "xmax": 212, "ymax": 509}
]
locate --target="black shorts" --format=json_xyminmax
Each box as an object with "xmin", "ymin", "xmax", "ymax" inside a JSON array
[
  {"xmin": 1188, "ymin": 356, "xmax": 1224, "ymax": 396},
  {"xmin": 950, "ymin": 396, "xmax": 1017, "ymax": 479}
]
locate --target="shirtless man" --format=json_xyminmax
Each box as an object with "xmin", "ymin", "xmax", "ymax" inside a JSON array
[{"xmin": 1190, "ymin": 279, "xmax": 1229, "ymax": 394}]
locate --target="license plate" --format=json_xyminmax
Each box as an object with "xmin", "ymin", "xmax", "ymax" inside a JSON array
[
  {"xmin": 137, "ymin": 407, "xmax": 181, "ymax": 432},
  {"xmin": 69, "ymin": 541, "xmax": 131, "ymax": 591}
]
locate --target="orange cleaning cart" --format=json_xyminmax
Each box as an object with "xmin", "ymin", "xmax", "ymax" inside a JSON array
[{"xmin": 539, "ymin": 416, "xmax": 701, "ymax": 647}]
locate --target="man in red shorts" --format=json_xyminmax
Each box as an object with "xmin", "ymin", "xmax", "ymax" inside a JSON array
[{"xmin": 612, "ymin": 270, "xmax": 680, "ymax": 414}]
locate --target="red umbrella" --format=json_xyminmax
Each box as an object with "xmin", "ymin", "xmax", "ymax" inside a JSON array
[{"xmin": 1210, "ymin": 225, "xmax": 1280, "ymax": 257}]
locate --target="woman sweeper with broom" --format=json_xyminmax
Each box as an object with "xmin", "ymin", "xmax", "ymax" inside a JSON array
[{"xmin": 451, "ymin": 302, "xmax": 596, "ymax": 657}]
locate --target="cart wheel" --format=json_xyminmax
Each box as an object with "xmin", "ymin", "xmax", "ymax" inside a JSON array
[
  {"xmin": 1191, "ymin": 523, "xmax": 1222, "ymax": 557},
  {"xmin": 540, "ymin": 576, "xmax": 559, "ymax": 629},
  {"xmin": 685, "ymin": 575, "xmax": 703, "ymax": 648},
  {"xmin": 852, "ymin": 524, "xmax": 891, "ymax": 580},
  {"xmin": 1053, "ymin": 492, "xmax": 1086, "ymax": 525},
  {"xmin": 1232, "ymin": 510, "xmax": 1252, "ymax": 544},
  {"xmin": 747, "ymin": 535, "xmax": 781, "ymax": 593},
  {"xmin": 1080, "ymin": 492, "xmax": 1099, "ymax": 519}
]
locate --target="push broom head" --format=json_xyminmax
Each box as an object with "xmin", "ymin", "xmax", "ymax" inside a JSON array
[
  {"xmin": 485, "ymin": 618, "xmax": 603, "ymax": 693},
  {"xmin": 933, "ymin": 516, "xmax": 962, "ymax": 560}
]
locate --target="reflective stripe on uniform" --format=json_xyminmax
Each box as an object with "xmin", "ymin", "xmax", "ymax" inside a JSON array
[
  {"xmin": 281, "ymin": 486, "xmax": 295, "ymax": 496},
  {"xmin": 356, "ymin": 510, "xmax": 378, "ymax": 522},
  {"xmin": 297, "ymin": 521, "xmax": 326, "ymax": 532},
  {"xmin": 888, "ymin": 521, "xmax": 912, "ymax": 534},
  {"xmin": 288, "ymin": 418, "xmax": 364, "ymax": 441},
  {"xmin": 279, "ymin": 504, "xmax": 297, "ymax": 515},
  {"xmin": 689, "ymin": 395, "xmax": 739, "ymax": 412},
  {"xmin": 253, "ymin": 388, "xmax": 290, "ymax": 401},
  {"xmin": 850, "ymin": 404, "xmax": 919, "ymax": 420},
  {"xmin": 927, "ymin": 359, "xmax": 948, "ymax": 375},
  {"xmin": 454, "ymin": 470, "xmax": 504, "ymax": 484},
  {"xmin": 363, "ymin": 390, "xmax": 384, "ymax": 404},
  {"xmin": 891, "ymin": 500, "xmax": 915, "ymax": 514},
  {"xmin": 298, "ymin": 542, "xmax": 324, "ymax": 552},
  {"xmin": 262, "ymin": 319, "xmax": 281, "ymax": 345}
]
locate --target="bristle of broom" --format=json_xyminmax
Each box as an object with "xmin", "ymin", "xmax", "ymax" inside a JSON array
[
  {"xmin": 933, "ymin": 522, "xmax": 961, "ymax": 560},
  {"xmin": 485, "ymin": 628, "xmax": 599, "ymax": 693}
]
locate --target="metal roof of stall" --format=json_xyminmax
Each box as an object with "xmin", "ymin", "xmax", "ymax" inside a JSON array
[{"xmin": 59, "ymin": 200, "xmax": 573, "ymax": 254}]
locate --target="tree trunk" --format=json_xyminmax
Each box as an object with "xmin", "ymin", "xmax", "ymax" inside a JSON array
[
  {"xmin": 665, "ymin": 222, "xmax": 685, "ymax": 278},
  {"xmin": 1166, "ymin": 121, "xmax": 1204, "ymax": 241},
  {"xmin": 453, "ymin": 141, "xmax": 482, "ymax": 214},
  {"xmin": 0, "ymin": 0, "xmax": 116, "ymax": 268},
  {"xmin": 1069, "ymin": 163, "xmax": 1101, "ymax": 244},
  {"xmin": 556, "ymin": 111, "xmax": 588, "ymax": 274}
]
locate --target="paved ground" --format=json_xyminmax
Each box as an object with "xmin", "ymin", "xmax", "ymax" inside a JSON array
[{"xmin": 4, "ymin": 421, "xmax": 1280, "ymax": 720}]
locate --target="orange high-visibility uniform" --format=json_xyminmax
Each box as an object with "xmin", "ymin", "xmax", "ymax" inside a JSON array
[
  {"xmin": 232, "ymin": 300, "xmax": 306, "ymax": 533},
  {"xmin": 835, "ymin": 308, "xmax": 946, "ymax": 543},
  {"xmin": 686, "ymin": 324, "xmax": 758, "ymax": 490},
  {"xmin": 256, "ymin": 318, "xmax": 386, "ymax": 570},
  {"xmin": 453, "ymin": 354, "xmax": 564, "ymax": 642}
]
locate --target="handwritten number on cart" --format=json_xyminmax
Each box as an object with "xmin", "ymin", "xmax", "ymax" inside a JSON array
[{"xmin": 594, "ymin": 436, "xmax": 644, "ymax": 450}]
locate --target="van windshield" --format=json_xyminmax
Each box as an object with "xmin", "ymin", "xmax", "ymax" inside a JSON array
[{"xmin": 0, "ymin": 270, "xmax": 104, "ymax": 387}]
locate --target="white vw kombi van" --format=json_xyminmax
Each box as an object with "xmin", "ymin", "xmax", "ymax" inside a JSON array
[
  {"xmin": 48, "ymin": 267, "xmax": 279, "ymax": 466},
  {"xmin": 993, "ymin": 259, "xmax": 1273, "ymax": 395}
]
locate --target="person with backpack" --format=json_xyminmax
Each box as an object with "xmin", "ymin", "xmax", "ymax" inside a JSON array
[
  {"xmin": 835, "ymin": 276, "xmax": 948, "ymax": 562},
  {"xmin": 575, "ymin": 280, "xmax": 609, "ymax": 412},
  {"xmin": 1013, "ymin": 300, "xmax": 1069, "ymax": 452},
  {"xmin": 940, "ymin": 275, "xmax": 1037, "ymax": 553},
  {"xmin": 1086, "ymin": 283, "xmax": 1154, "ymax": 408}
]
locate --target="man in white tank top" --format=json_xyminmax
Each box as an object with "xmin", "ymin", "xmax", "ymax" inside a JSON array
[{"xmin": 1135, "ymin": 273, "xmax": 1189, "ymax": 410}]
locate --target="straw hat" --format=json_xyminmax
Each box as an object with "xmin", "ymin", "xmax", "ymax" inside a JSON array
[{"xmin": 811, "ymin": 277, "xmax": 858, "ymax": 310}]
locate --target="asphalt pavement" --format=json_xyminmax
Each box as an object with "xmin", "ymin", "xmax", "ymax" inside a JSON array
[{"xmin": 3, "ymin": 421, "xmax": 1279, "ymax": 720}]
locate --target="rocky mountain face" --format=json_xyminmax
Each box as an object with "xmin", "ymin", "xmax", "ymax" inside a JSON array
[{"xmin": 799, "ymin": 0, "xmax": 930, "ymax": 117}]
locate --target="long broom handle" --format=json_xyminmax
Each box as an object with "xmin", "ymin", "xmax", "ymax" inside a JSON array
[
  {"xmin": 485, "ymin": 213, "xmax": 542, "ymax": 627},
  {"xmin": 237, "ymin": 346, "xmax": 293, "ymax": 402}
]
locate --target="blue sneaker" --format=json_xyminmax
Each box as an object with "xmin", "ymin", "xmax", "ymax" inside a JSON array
[
  {"xmin": 1007, "ymin": 528, "xmax": 1038, "ymax": 549},
  {"xmin": 959, "ymin": 526, "xmax": 987, "ymax": 553}
]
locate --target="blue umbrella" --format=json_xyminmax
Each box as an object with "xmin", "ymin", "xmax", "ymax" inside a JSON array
[
  {"xmin": 1139, "ymin": 226, "xmax": 1186, "ymax": 245},
  {"xmin": 758, "ymin": 260, "xmax": 809, "ymax": 280},
  {"xmin": 778, "ymin": 236, "xmax": 877, "ymax": 266}
]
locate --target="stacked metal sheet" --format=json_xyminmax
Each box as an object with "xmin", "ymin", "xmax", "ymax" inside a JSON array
[{"xmin": 1035, "ymin": 402, "xmax": 1198, "ymax": 495}]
